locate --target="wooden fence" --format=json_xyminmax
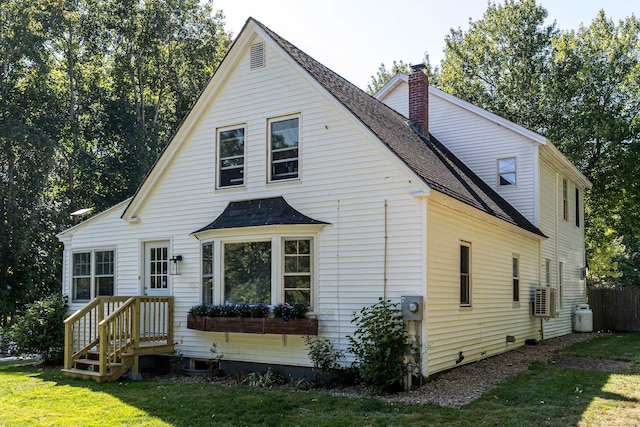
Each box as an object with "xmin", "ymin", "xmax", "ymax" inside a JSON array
[{"xmin": 588, "ymin": 287, "xmax": 640, "ymax": 332}]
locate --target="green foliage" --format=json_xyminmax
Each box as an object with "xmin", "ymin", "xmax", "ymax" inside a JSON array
[
  {"xmin": 347, "ymin": 298, "xmax": 412, "ymax": 392},
  {"xmin": 303, "ymin": 336, "xmax": 344, "ymax": 385},
  {"xmin": 168, "ymin": 341, "xmax": 183, "ymax": 375},
  {"xmin": 0, "ymin": 0, "xmax": 232, "ymax": 323},
  {"xmin": 188, "ymin": 303, "xmax": 271, "ymax": 318},
  {"xmin": 366, "ymin": 55, "xmax": 439, "ymax": 95},
  {"xmin": 0, "ymin": 294, "xmax": 67, "ymax": 364},
  {"xmin": 273, "ymin": 302, "xmax": 309, "ymax": 320},
  {"xmin": 439, "ymin": 0, "xmax": 555, "ymax": 131},
  {"xmin": 241, "ymin": 367, "xmax": 285, "ymax": 388},
  {"xmin": 546, "ymin": 13, "xmax": 640, "ymax": 285},
  {"xmin": 208, "ymin": 342, "xmax": 223, "ymax": 372}
]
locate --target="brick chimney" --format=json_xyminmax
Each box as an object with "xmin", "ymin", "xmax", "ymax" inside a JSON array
[{"xmin": 408, "ymin": 64, "xmax": 429, "ymax": 137}]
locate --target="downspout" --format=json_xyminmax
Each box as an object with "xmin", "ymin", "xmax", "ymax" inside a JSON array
[{"xmin": 384, "ymin": 199, "xmax": 388, "ymax": 300}]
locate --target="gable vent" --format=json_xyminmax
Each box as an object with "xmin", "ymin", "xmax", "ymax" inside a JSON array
[{"xmin": 250, "ymin": 42, "xmax": 265, "ymax": 69}]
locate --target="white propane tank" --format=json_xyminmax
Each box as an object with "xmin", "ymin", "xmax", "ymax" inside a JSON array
[{"xmin": 574, "ymin": 303, "xmax": 593, "ymax": 333}]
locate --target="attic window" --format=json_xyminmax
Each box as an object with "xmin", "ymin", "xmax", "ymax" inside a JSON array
[{"xmin": 250, "ymin": 42, "xmax": 265, "ymax": 69}]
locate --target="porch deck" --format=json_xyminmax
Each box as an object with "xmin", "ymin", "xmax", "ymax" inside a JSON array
[{"xmin": 62, "ymin": 296, "xmax": 174, "ymax": 382}]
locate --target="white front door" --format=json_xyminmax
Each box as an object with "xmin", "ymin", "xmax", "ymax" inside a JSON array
[{"xmin": 144, "ymin": 241, "xmax": 170, "ymax": 296}]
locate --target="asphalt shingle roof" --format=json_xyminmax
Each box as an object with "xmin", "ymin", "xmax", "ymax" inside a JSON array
[
  {"xmin": 253, "ymin": 18, "xmax": 544, "ymax": 237},
  {"xmin": 194, "ymin": 196, "xmax": 328, "ymax": 233}
]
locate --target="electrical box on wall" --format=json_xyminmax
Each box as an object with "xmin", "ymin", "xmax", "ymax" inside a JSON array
[{"xmin": 401, "ymin": 295, "xmax": 423, "ymax": 321}]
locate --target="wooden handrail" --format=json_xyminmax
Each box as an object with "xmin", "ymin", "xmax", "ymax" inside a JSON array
[{"xmin": 65, "ymin": 296, "xmax": 174, "ymax": 376}]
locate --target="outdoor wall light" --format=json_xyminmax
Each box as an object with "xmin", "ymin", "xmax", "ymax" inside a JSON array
[{"xmin": 170, "ymin": 255, "xmax": 183, "ymax": 275}]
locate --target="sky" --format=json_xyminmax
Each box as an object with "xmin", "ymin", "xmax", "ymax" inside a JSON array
[{"xmin": 211, "ymin": 0, "xmax": 638, "ymax": 89}]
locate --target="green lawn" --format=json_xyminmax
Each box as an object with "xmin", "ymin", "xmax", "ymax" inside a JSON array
[{"xmin": 1, "ymin": 333, "xmax": 638, "ymax": 426}]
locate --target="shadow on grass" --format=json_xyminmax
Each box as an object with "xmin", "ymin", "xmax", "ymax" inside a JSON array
[
  {"xmin": 1, "ymin": 354, "xmax": 638, "ymax": 426},
  {"xmin": 467, "ymin": 361, "xmax": 638, "ymax": 426}
]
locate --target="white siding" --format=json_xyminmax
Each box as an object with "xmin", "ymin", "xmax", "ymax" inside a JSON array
[
  {"xmin": 377, "ymin": 80, "xmax": 409, "ymax": 117},
  {"xmin": 426, "ymin": 200, "xmax": 540, "ymax": 376},
  {"xmin": 538, "ymin": 156, "xmax": 587, "ymax": 338},
  {"xmin": 61, "ymin": 33, "xmax": 427, "ymax": 368},
  {"xmin": 428, "ymin": 93, "xmax": 537, "ymax": 224}
]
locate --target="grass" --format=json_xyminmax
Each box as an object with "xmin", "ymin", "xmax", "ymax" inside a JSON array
[
  {"xmin": 558, "ymin": 332, "xmax": 640, "ymax": 362},
  {"xmin": 0, "ymin": 333, "xmax": 638, "ymax": 426}
]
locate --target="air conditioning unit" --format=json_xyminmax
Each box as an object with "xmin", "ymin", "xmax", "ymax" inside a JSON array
[{"xmin": 533, "ymin": 287, "xmax": 558, "ymax": 318}]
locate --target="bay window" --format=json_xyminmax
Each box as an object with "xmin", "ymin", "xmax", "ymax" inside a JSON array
[{"xmin": 201, "ymin": 237, "xmax": 314, "ymax": 308}]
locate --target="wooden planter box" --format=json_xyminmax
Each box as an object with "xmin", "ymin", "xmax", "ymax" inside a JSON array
[
  {"xmin": 263, "ymin": 318, "xmax": 318, "ymax": 335},
  {"xmin": 187, "ymin": 315, "xmax": 205, "ymax": 330},
  {"xmin": 186, "ymin": 316, "xmax": 318, "ymax": 335},
  {"xmin": 204, "ymin": 317, "xmax": 264, "ymax": 333}
]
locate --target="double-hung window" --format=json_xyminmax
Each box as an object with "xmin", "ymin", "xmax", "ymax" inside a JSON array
[
  {"xmin": 269, "ymin": 116, "xmax": 299, "ymax": 181},
  {"xmin": 218, "ymin": 126, "xmax": 245, "ymax": 187},
  {"xmin": 512, "ymin": 256, "xmax": 520, "ymax": 302},
  {"xmin": 202, "ymin": 243, "xmax": 214, "ymax": 304},
  {"xmin": 72, "ymin": 249, "xmax": 115, "ymax": 301},
  {"xmin": 562, "ymin": 179, "xmax": 569, "ymax": 221},
  {"xmin": 283, "ymin": 239, "xmax": 312, "ymax": 306},
  {"xmin": 575, "ymin": 188, "xmax": 580, "ymax": 227},
  {"xmin": 460, "ymin": 243, "xmax": 471, "ymax": 306},
  {"xmin": 498, "ymin": 158, "xmax": 516, "ymax": 186}
]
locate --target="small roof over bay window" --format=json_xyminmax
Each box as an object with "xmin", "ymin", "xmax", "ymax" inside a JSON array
[{"xmin": 193, "ymin": 196, "xmax": 329, "ymax": 234}]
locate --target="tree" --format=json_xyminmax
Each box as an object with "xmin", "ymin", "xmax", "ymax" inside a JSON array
[
  {"xmin": 0, "ymin": 0, "xmax": 232, "ymax": 323},
  {"xmin": 366, "ymin": 54, "xmax": 438, "ymax": 95},
  {"xmin": 103, "ymin": 0, "xmax": 231, "ymax": 203},
  {"xmin": 0, "ymin": 0, "xmax": 61, "ymax": 324},
  {"xmin": 438, "ymin": 0, "xmax": 555, "ymax": 132},
  {"xmin": 546, "ymin": 13, "xmax": 640, "ymax": 284}
]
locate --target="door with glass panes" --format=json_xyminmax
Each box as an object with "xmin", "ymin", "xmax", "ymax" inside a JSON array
[{"xmin": 144, "ymin": 241, "xmax": 170, "ymax": 296}]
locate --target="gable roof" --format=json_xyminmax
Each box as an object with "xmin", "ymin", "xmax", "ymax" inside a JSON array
[
  {"xmin": 120, "ymin": 17, "xmax": 544, "ymax": 238},
  {"xmin": 194, "ymin": 197, "xmax": 328, "ymax": 233},
  {"xmin": 252, "ymin": 19, "xmax": 544, "ymax": 237},
  {"xmin": 375, "ymin": 74, "xmax": 591, "ymax": 190}
]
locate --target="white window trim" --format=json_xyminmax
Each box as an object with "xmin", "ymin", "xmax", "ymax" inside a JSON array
[
  {"xmin": 562, "ymin": 178, "xmax": 569, "ymax": 221},
  {"xmin": 200, "ymin": 231, "xmax": 317, "ymax": 310},
  {"xmin": 268, "ymin": 114, "xmax": 301, "ymax": 183},
  {"xmin": 512, "ymin": 255, "xmax": 520, "ymax": 303},
  {"xmin": 497, "ymin": 157, "xmax": 517, "ymax": 187},
  {"xmin": 281, "ymin": 237, "xmax": 314, "ymax": 308},
  {"xmin": 216, "ymin": 124, "xmax": 247, "ymax": 189},
  {"xmin": 71, "ymin": 248, "xmax": 116, "ymax": 302},
  {"xmin": 460, "ymin": 242, "xmax": 471, "ymax": 307}
]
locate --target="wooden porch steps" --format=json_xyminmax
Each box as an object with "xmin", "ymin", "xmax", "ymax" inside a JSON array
[{"xmin": 63, "ymin": 296, "xmax": 174, "ymax": 383}]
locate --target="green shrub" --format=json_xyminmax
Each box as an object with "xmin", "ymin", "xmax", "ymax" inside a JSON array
[
  {"xmin": 0, "ymin": 294, "xmax": 67, "ymax": 365},
  {"xmin": 347, "ymin": 298, "xmax": 412, "ymax": 392},
  {"xmin": 303, "ymin": 336, "xmax": 344, "ymax": 385}
]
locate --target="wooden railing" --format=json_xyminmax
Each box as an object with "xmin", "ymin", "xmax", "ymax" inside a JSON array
[
  {"xmin": 64, "ymin": 296, "xmax": 173, "ymax": 376},
  {"xmin": 63, "ymin": 297, "xmax": 130, "ymax": 370}
]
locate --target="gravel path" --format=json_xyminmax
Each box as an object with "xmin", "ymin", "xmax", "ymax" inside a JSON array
[{"xmin": 325, "ymin": 332, "xmax": 607, "ymax": 407}]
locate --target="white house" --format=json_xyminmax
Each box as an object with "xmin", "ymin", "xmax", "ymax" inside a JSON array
[{"xmin": 58, "ymin": 18, "xmax": 590, "ymax": 381}]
